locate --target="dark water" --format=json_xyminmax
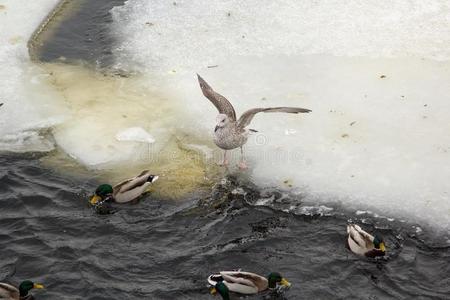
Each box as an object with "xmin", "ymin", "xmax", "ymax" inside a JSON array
[
  {"xmin": 37, "ymin": 0, "xmax": 126, "ymax": 68},
  {"xmin": 2, "ymin": 1, "xmax": 450, "ymax": 299},
  {"xmin": 1, "ymin": 154, "xmax": 449, "ymax": 299}
]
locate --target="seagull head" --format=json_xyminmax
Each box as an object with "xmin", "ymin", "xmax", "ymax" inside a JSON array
[{"xmin": 216, "ymin": 114, "xmax": 229, "ymax": 128}]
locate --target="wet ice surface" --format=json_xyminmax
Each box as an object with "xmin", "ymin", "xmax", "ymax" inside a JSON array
[
  {"xmin": 0, "ymin": 0, "xmax": 62, "ymax": 152},
  {"xmin": 110, "ymin": 0, "xmax": 450, "ymax": 229}
]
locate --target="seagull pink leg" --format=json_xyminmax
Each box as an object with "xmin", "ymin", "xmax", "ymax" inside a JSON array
[
  {"xmin": 218, "ymin": 150, "xmax": 229, "ymax": 166},
  {"xmin": 238, "ymin": 146, "xmax": 248, "ymax": 170}
]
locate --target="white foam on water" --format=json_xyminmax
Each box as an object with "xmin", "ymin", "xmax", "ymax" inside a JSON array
[
  {"xmin": 0, "ymin": 0, "xmax": 64, "ymax": 152},
  {"xmin": 111, "ymin": 0, "xmax": 450, "ymax": 229}
]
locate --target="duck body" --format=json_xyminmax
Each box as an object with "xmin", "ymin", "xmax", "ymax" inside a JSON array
[
  {"xmin": 347, "ymin": 224, "xmax": 386, "ymax": 257},
  {"xmin": 0, "ymin": 281, "xmax": 43, "ymax": 300},
  {"xmin": 208, "ymin": 271, "xmax": 267, "ymax": 294},
  {"xmin": 208, "ymin": 270, "xmax": 290, "ymax": 297},
  {"xmin": 0, "ymin": 283, "xmax": 18, "ymax": 300},
  {"xmin": 90, "ymin": 170, "xmax": 158, "ymax": 205},
  {"xmin": 111, "ymin": 170, "xmax": 159, "ymax": 203}
]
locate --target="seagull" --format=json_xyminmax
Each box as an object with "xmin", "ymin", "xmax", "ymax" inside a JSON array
[{"xmin": 197, "ymin": 74, "xmax": 311, "ymax": 169}]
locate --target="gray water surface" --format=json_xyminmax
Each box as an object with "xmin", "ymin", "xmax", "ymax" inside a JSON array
[{"xmin": 1, "ymin": 154, "xmax": 449, "ymax": 299}]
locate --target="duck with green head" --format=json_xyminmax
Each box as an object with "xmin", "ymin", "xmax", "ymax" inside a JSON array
[
  {"xmin": 0, "ymin": 280, "xmax": 44, "ymax": 300},
  {"xmin": 347, "ymin": 224, "xmax": 386, "ymax": 257},
  {"xmin": 90, "ymin": 170, "xmax": 158, "ymax": 205},
  {"xmin": 210, "ymin": 282, "xmax": 230, "ymax": 300},
  {"xmin": 208, "ymin": 270, "xmax": 290, "ymax": 298}
]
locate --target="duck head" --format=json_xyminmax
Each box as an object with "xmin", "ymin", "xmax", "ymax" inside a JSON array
[
  {"xmin": 90, "ymin": 184, "xmax": 113, "ymax": 205},
  {"xmin": 19, "ymin": 280, "xmax": 44, "ymax": 297},
  {"xmin": 267, "ymin": 272, "xmax": 291, "ymax": 289},
  {"xmin": 210, "ymin": 281, "xmax": 230, "ymax": 300},
  {"xmin": 373, "ymin": 235, "xmax": 386, "ymax": 252}
]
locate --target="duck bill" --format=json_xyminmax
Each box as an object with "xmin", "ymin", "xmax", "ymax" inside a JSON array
[
  {"xmin": 90, "ymin": 195, "xmax": 102, "ymax": 205},
  {"xmin": 210, "ymin": 287, "xmax": 217, "ymax": 295},
  {"xmin": 280, "ymin": 278, "xmax": 291, "ymax": 287},
  {"xmin": 152, "ymin": 175, "xmax": 159, "ymax": 183},
  {"xmin": 33, "ymin": 283, "xmax": 44, "ymax": 289},
  {"xmin": 380, "ymin": 242, "xmax": 386, "ymax": 252}
]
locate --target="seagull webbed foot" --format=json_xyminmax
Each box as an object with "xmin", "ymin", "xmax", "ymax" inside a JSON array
[
  {"xmin": 238, "ymin": 161, "xmax": 248, "ymax": 170},
  {"xmin": 217, "ymin": 159, "xmax": 229, "ymax": 167}
]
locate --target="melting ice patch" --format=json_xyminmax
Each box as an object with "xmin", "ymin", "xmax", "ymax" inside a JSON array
[
  {"xmin": 0, "ymin": 131, "xmax": 54, "ymax": 153},
  {"xmin": 45, "ymin": 64, "xmax": 177, "ymax": 168},
  {"xmin": 116, "ymin": 127, "xmax": 155, "ymax": 144},
  {"xmin": 0, "ymin": 0, "xmax": 62, "ymax": 151},
  {"xmin": 111, "ymin": 0, "xmax": 450, "ymax": 229}
]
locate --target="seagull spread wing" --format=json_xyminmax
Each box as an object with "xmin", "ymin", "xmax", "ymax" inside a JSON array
[
  {"xmin": 237, "ymin": 107, "xmax": 311, "ymax": 131},
  {"xmin": 197, "ymin": 74, "xmax": 237, "ymax": 121}
]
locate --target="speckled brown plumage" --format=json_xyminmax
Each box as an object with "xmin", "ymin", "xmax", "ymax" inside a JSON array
[{"xmin": 197, "ymin": 74, "xmax": 311, "ymax": 168}]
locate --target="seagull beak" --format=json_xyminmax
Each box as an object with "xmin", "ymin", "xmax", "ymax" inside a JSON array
[
  {"xmin": 90, "ymin": 195, "xmax": 102, "ymax": 205},
  {"xmin": 33, "ymin": 283, "xmax": 44, "ymax": 289},
  {"xmin": 280, "ymin": 278, "xmax": 291, "ymax": 287}
]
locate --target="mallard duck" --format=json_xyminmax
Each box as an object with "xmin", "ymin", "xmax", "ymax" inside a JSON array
[
  {"xmin": 208, "ymin": 271, "xmax": 290, "ymax": 299},
  {"xmin": 347, "ymin": 224, "xmax": 386, "ymax": 257},
  {"xmin": 0, "ymin": 280, "xmax": 44, "ymax": 300},
  {"xmin": 90, "ymin": 170, "xmax": 158, "ymax": 205}
]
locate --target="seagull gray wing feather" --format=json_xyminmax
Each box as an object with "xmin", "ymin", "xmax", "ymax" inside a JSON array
[
  {"xmin": 237, "ymin": 107, "xmax": 311, "ymax": 131},
  {"xmin": 197, "ymin": 74, "xmax": 237, "ymax": 121}
]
